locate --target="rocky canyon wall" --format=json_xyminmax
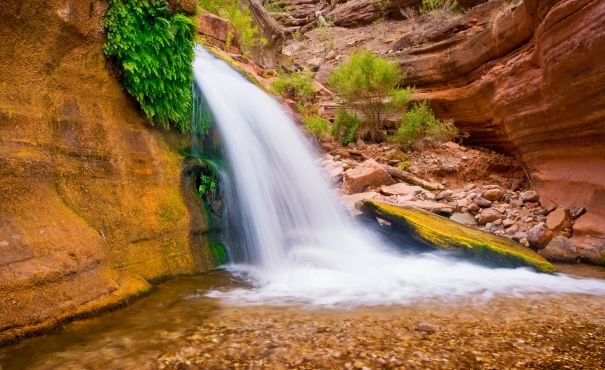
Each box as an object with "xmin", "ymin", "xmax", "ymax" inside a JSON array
[
  {"xmin": 391, "ymin": 0, "xmax": 605, "ymax": 263},
  {"xmin": 0, "ymin": 0, "xmax": 211, "ymax": 342}
]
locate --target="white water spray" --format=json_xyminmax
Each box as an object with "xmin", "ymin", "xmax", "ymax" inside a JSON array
[{"xmin": 192, "ymin": 46, "xmax": 605, "ymax": 306}]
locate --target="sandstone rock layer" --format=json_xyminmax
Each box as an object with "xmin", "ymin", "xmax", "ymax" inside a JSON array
[
  {"xmin": 0, "ymin": 0, "xmax": 211, "ymax": 342},
  {"xmin": 392, "ymin": 0, "xmax": 605, "ymax": 263}
]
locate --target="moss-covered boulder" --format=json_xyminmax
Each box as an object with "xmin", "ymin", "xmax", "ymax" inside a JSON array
[{"xmin": 358, "ymin": 199, "xmax": 556, "ymax": 273}]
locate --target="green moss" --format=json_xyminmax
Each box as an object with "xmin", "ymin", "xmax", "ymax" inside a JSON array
[
  {"xmin": 209, "ymin": 240, "xmax": 229, "ymax": 266},
  {"xmin": 104, "ymin": 0, "xmax": 196, "ymax": 132},
  {"xmin": 360, "ymin": 199, "xmax": 556, "ymax": 273}
]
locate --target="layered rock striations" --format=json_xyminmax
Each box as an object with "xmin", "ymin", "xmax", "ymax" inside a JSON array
[
  {"xmin": 390, "ymin": 0, "xmax": 605, "ymax": 263},
  {"xmin": 0, "ymin": 0, "xmax": 211, "ymax": 342}
]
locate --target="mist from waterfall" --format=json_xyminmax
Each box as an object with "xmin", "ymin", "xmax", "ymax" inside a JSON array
[{"xmin": 191, "ymin": 45, "xmax": 605, "ymax": 306}]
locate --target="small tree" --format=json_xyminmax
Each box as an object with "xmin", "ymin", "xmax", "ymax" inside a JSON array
[{"xmin": 327, "ymin": 50, "xmax": 411, "ymax": 141}]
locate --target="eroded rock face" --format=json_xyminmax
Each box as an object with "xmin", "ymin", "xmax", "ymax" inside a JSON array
[
  {"xmin": 0, "ymin": 0, "xmax": 211, "ymax": 342},
  {"xmin": 391, "ymin": 0, "xmax": 605, "ymax": 262}
]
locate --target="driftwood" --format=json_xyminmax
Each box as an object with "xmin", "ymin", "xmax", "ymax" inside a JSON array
[
  {"xmin": 382, "ymin": 165, "xmax": 444, "ymax": 191},
  {"xmin": 239, "ymin": 0, "xmax": 286, "ymax": 68}
]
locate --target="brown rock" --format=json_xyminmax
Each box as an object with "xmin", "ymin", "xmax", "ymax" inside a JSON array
[
  {"xmin": 450, "ymin": 212, "xmax": 477, "ymax": 226},
  {"xmin": 398, "ymin": 200, "xmax": 455, "ymax": 216},
  {"xmin": 380, "ymin": 183, "xmax": 423, "ymax": 196},
  {"xmin": 468, "ymin": 203, "xmax": 480, "ymax": 213},
  {"xmin": 198, "ymin": 11, "xmax": 235, "ymax": 43},
  {"xmin": 476, "ymin": 209, "xmax": 501, "ymax": 225},
  {"xmin": 527, "ymin": 223, "xmax": 554, "ymax": 250},
  {"xmin": 545, "ymin": 207, "xmax": 571, "ymax": 232},
  {"xmin": 474, "ymin": 197, "xmax": 492, "ymax": 208},
  {"xmin": 169, "ymin": 0, "xmax": 197, "ymax": 14},
  {"xmin": 505, "ymin": 224, "xmax": 519, "ymax": 235},
  {"xmin": 482, "ymin": 187, "xmax": 505, "ymax": 202},
  {"xmin": 538, "ymin": 236, "xmax": 577, "ymax": 263},
  {"xmin": 343, "ymin": 159, "xmax": 394, "ymax": 194},
  {"xmin": 520, "ymin": 191, "xmax": 540, "ymax": 203}
]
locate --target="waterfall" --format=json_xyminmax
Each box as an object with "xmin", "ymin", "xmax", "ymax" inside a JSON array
[{"xmin": 192, "ymin": 45, "xmax": 605, "ymax": 306}]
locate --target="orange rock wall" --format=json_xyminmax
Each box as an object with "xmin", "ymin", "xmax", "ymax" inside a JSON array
[{"xmin": 0, "ymin": 1, "xmax": 211, "ymax": 342}]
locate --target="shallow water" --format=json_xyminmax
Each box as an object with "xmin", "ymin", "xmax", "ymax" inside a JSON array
[{"xmin": 2, "ymin": 265, "xmax": 605, "ymax": 369}]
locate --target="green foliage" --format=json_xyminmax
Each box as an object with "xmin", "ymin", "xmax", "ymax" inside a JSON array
[
  {"xmin": 302, "ymin": 115, "xmax": 329, "ymax": 139},
  {"xmin": 420, "ymin": 0, "xmax": 458, "ymax": 15},
  {"xmin": 332, "ymin": 109, "xmax": 360, "ymax": 145},
  {"xmin": 199, "ymin": 0, "xmax": 267, "ymax": 53},
  {"xmin": 391, "ymin": 100, "xmax": 458, "ymax": 148},
  {"xmin": 209, "ymin": 240, "xmax": 229, "ymax": 266},
  {"xmin": 104, "ymin": 0, "xmax": 196, "ymax": 133},
  {"xmin": 198, "ymin": 173, "xmax": 218, "ymax": 196},
  {"xmin": 327, "ymin": 49, "xmax": 412, "ymax": 141},
  {"xmin": 272, "ymin": 70, "xmax": 316, "ymax": 105}
]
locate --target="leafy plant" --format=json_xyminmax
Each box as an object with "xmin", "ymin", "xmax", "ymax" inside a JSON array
[
  {"xmin": 199, "ymin": 0, "xmax": 267, "ymax": 53},
  {"xmin": 272, "ymin": 70, "xmax": 316, "ymax": 105},
  {"xmin": 327, "ymin": 50, "xmax": 412, "ymax": 141},
  {"xmin": 198, "ymin": 173, "xmax": 218, "ymax": 196},
  {"xmin": 302, "ymin": 114, "xmax": 329, "ymax": 139},
  {"xmin": 391, "ymin": 100, "xmax": 458, "ymax": 148},
  {"xmin": 104, "ymin": 0, "xmax": 196, "ymax": 133},
  {"xmin": 332, "ymin": 109, "xmax": 360, "ymax": 145}
]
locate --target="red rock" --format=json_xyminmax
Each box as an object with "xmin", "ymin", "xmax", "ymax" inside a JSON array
[
  {"xmin": 527, "ymin": 223, "xmax": 554, "ymax": 251},
  {"xmin": 474, "ymin": 197, "xmax": 492, "ymax": 208},
  {"xmin": 380, "ymin": 183, "xmax": 423, "ymax": 196},
  {"xmin": 476, "ymin": 209, "xmax": 501, "ymax": 225},
  {"xmin": 198, "ymin": 11, "xmax": 235, "ymax": 43},
  {"xmin": 539, "ymin": 236, "xmax": 577, "ymax": 263},
  {"xmin": 392, "ymin": 0, "xmax": 605, "ymax": 262},
  {"xmin": 482, "ymin": 187, "xmax": 504, "ymax": 202},
  {"xmin": 545, "ymin": 206, "xmax": 571, "ymax": 232},
  {"xmin": 343, "ymin": 159, "xmax": 394, "ymax": 194}
]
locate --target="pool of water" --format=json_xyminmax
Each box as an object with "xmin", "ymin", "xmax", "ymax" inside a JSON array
[{"xmin": 1, "ymin": 264, "xmax": 605, "ymax": 369}]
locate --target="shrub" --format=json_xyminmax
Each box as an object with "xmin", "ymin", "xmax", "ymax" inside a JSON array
[
  {"xmin": 104, "ymin": 0, "xmax": 196, "ymax": 133},
  {"xmin": 391, "ymin": 100, "xmax": 458, "ymax": 148},
  {"xmin": 272, "ymin": 70, "xmax": 316, "ymax": 105},
  {"xmin": 420, "ymin": 0, "xmax": 458, "ymax": 15},
  {"xmin": 302, "ymin": 115, "xmax": 329, "ymax": 139},
  {"xmin": 199, "ymin": 0, "xmax": 267, "ymax": 53},
  {"xmin": 327, "ymin": 50, "xmax": 412, "ymax": 141},
  {"xmin": 332, "ymin": 109, "xmax": 360, "ymax": 145}
]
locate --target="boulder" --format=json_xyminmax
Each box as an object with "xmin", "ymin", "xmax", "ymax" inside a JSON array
[
  {"xmin": 343, "ymin": 159, "xmax": 394, "ymax": 194},
  {"xmin": 520, "ymin": 190, "xmax": 540, "ymax": 203},
  {"xmin": 538, "ymin": 236, "xmax": 577, "ymax": 263},
  {"xmin": 198, "ymin": 11, "xmax": 234, "ymax": 44},
  {"xmin": 482, "ymin": 187, "xmax": 504, "ymax": 202},
  {"xmin": 474, "ymin": 197, "xmax": 492, "ymax": 208},
  {"xmin": 476, "ymin": 209, "xmax": 501, "ymax": 225},
  {"xmin": 380, "ymin": 183, "xmax": 423, "ymax": 196},
  {"xmin": 527, "ymin": 223, "xmax": 554, "ymax": 250},
  {"xmin": 450, "ymin": 212, "xmax": 477, "ymax": 226},
  {"xmin": 545, "ymin": 206, "xmax": 571, "ymax": 232},
  {"xmin": 357, "ymin": 199, "xmax": 555, "ymax": 273},
  {"xmin": 435, "ymin": 190, "xmax": 453, "ymax": 201}
]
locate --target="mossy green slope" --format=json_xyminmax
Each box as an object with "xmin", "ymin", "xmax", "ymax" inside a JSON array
[{"xmin": 359, "ymin": 199, "xmax": 556, "ymax": 273}]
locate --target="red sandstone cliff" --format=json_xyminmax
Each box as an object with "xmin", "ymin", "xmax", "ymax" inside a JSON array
[{"xmin": 390, "ymin": 0, "xmax": 605, "ymax": 263}]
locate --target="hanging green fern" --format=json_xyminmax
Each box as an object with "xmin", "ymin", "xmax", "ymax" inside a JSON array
[{"xmin": 104, "ymin": 0, "xmax": 196, "ymax": 133}]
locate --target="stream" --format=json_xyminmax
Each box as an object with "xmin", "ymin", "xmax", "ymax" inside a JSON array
[{"xmin": 1, "ymin": 265, "xmax": 604, "ymax": 369}]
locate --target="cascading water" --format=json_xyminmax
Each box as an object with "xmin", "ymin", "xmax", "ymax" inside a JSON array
[{"xmin": 192, "ymin": 46, "xmax": 605, "ymax": 306}]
